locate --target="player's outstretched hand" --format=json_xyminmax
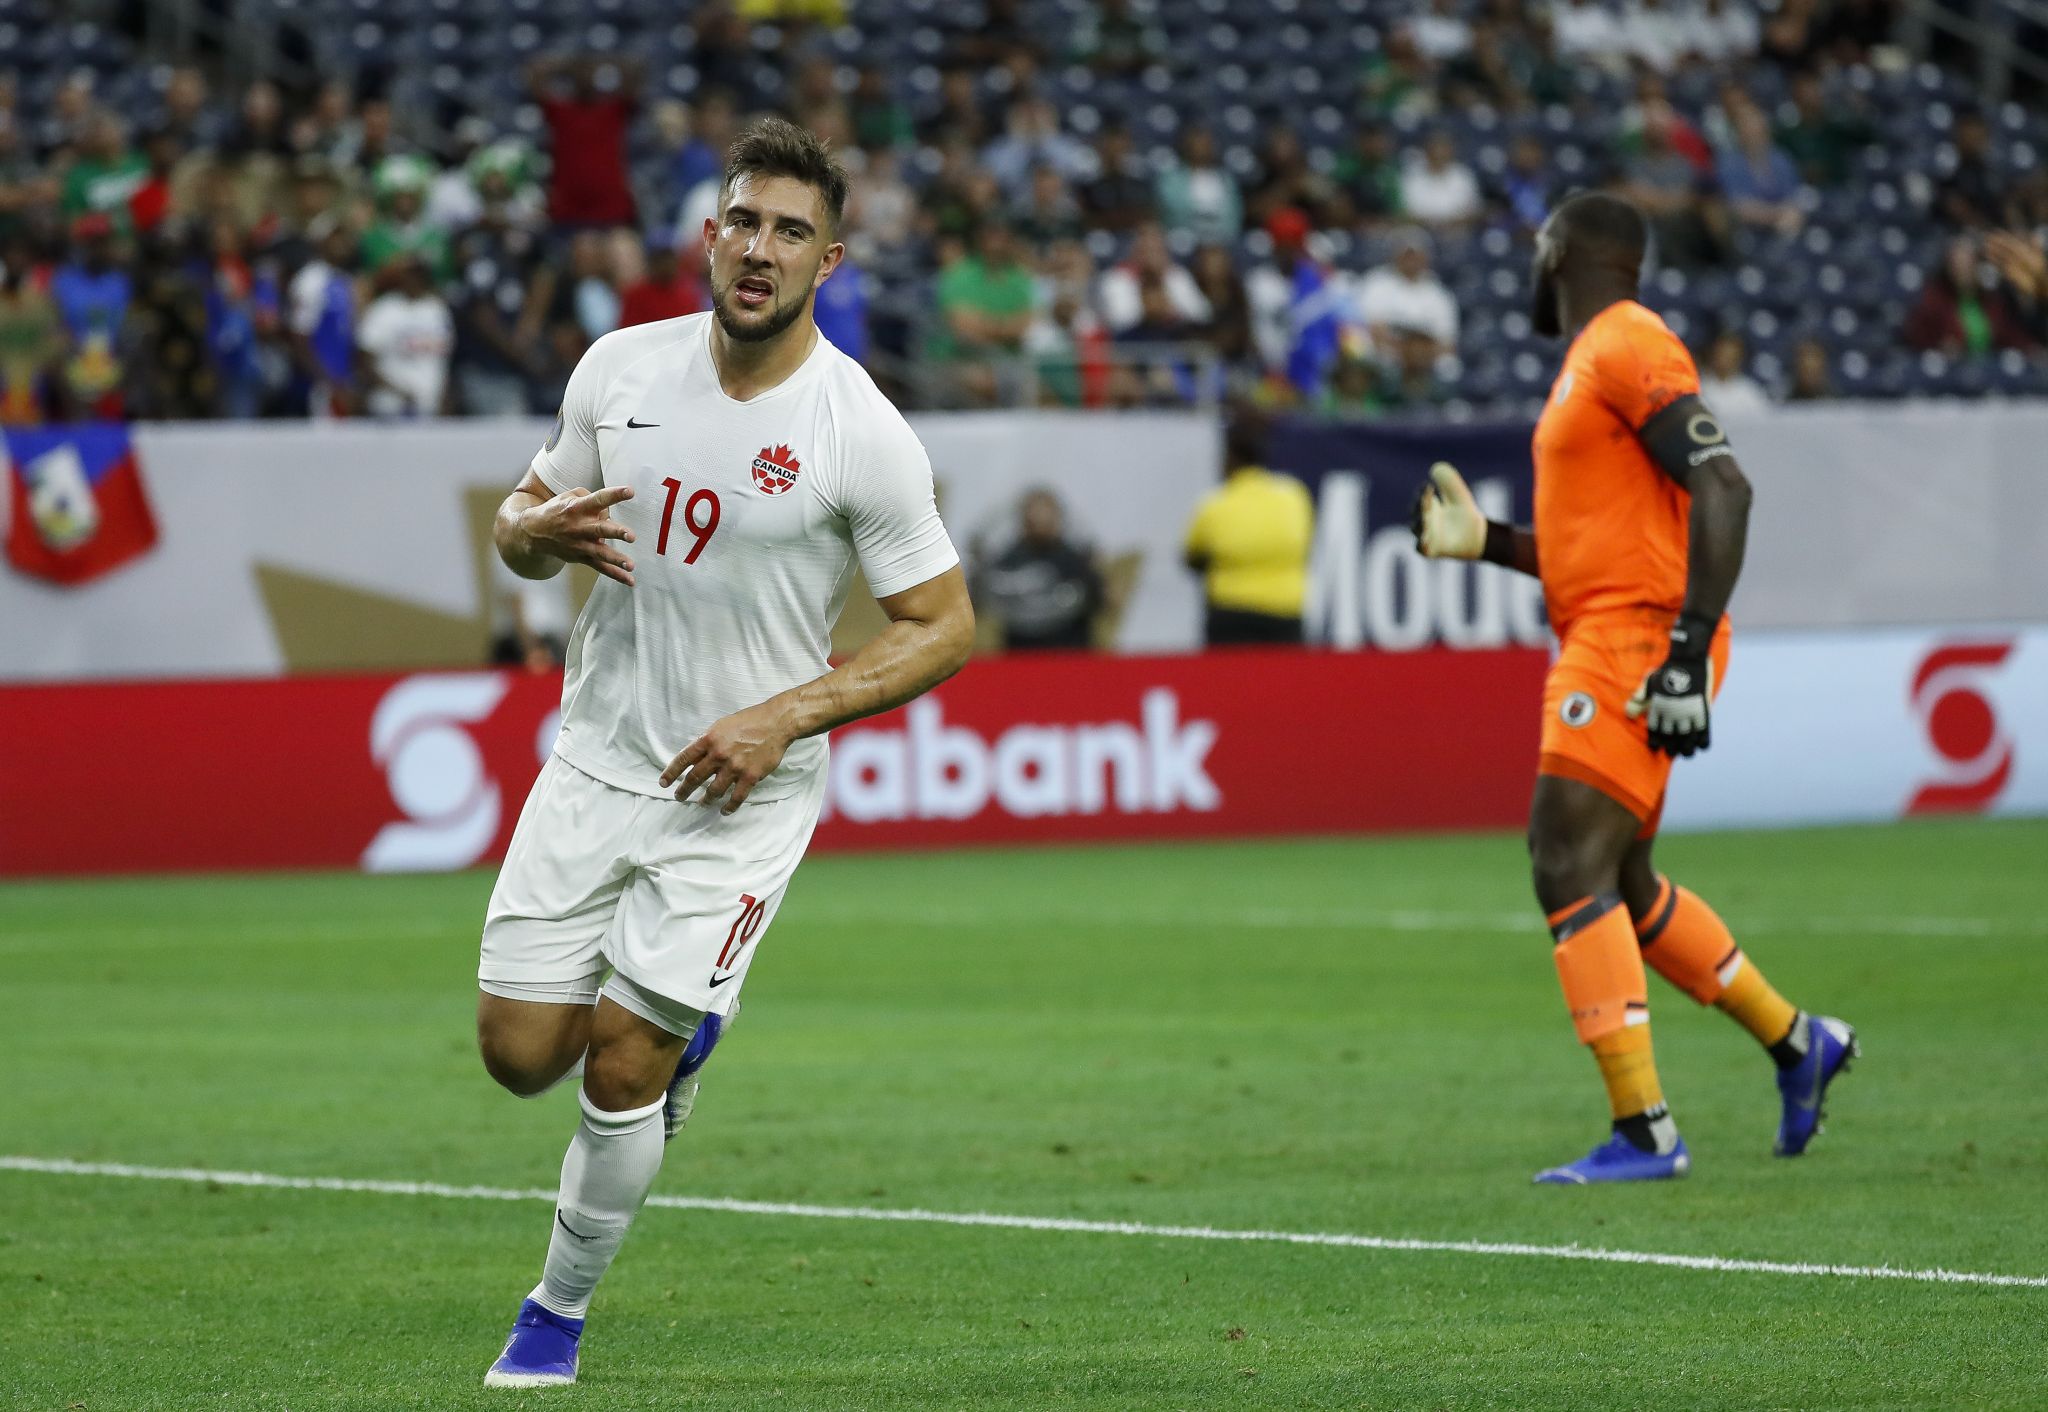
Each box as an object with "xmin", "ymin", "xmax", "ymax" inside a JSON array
[
  {"xmin": 521, "ymin": 485, "xmax": 637, "ymax": 586},
  {"xmin": 1410, "ymin": 461, "xmax": 1487, "ymax": 560},
  {"xmin": 661, "ymin": 702, "xmax": 797, "ymax": 814},
  {"xmin": 1627, "ymin": 629, "xmax": 1715, "ymax": 757}
]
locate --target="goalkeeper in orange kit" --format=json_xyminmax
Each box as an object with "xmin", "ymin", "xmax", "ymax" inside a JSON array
[{"xmin": 1414, "ymin": 192, "xmax": 1857, "ymax": 1183}]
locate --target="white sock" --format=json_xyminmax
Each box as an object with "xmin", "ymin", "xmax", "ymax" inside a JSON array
[{"xmin": 530, "ymin": 1089, "xmax": 666, "ymax": 1319}]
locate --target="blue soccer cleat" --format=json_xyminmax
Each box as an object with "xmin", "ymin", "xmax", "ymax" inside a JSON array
[
  {"xmin": 664, "ymin": 1001, "xmax": 737, "ymax": 1140},
  {"xmin": 483, "ymin": 1298, "xmax": 583, "ymax": 1388},
  {"xmin": 1775, "ymin": 1015, "xmax": 1859, "ymax": 1157},
  {"xmin": 1534, "ymin": 1132, "xmax": 1691, "ymax": 1184}
]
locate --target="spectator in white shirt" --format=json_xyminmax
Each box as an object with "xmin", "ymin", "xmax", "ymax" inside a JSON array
[
  {"xmin": 981, "ymin": 95, "xmax": 1093, "ymax": 204},
  {"xmin": 1353, "ymin": 226, "xmax": 1460, "ymax": 361},
  {"xmin": 355, "ymin": 256, "xmax": 455, "ymax": 418},
  {"xmin": 1621, "ymin": 0, "xmax": 1695, "ymax": 72},
  {"xmin": 843, "ymin": 147, "xmax": 916, "ymax": 265},
  {"xmin": 1154, "ymin": 126, "xmax": 1244, "ymax": 246},
  {"xmin": 1690, "ymin": 0, "xmax": 1760, "ymax": 61},
  {"xmin": 1408, "ymin": 0, "xmax": 1474, "ymax": 60},
  {"xmin": 1698, "ymin": 329, "xmax": 1773, "ymax": 414},
  {"xmin": 1097, "ymin": 221, "xmax": 1212, "ymax": 334},
  {"xmin": 1550, "ymin": 0, "xmax": 1629, "ymax": 68},
  {"xmin": 1400, "ymin": 131, "xmax": 1483, "ymax": 232}
]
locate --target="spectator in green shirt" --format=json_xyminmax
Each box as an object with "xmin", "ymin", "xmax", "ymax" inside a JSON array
[
  {"xmin": 1332, "ymin": 125, "xmax": 1404, "ymax": 228},
  {"xmin": 360, "ymin": 155, "xmax": 452, "ymax": 284},
  {"xmin": 60, "ymin": 110, "xmax": 148, "ymax": 227},
  {"xmin": 848, "ymin": 65, "xmax": 914, "ymax": 151},
  {"xmin": 1775, "ymin": 71, "xmax": 1874, "ymax": 189},
  {"xmin": 1316, "ymin": 353, "xmax": 1386, "ymax": 417},
  {"xmin": 935, "ymin": 220, "xmax": 1036, "ymax": 404}
]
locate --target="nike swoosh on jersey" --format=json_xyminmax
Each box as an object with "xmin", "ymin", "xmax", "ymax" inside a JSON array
[
  {"xmin": 708, "ymin": 972, "xmax": 736, "ymax": 988},
  {"xmin": 626, "ymin": 416, "xmax": 660, "ymax": 428}
]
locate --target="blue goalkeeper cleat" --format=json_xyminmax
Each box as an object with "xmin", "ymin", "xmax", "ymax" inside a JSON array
[
  {"xmin": 1534, "ymin": 1132, "xmax": 1691, "ymax": 1184},
  {"xmin": 483, "ymin": 1298, "xmax": 583, "ymax": 1388},
  {"xmin": 663, "ymin": 1001, "xmax": 737, "ymax": 1140},
  {"xmin": 1775, "ymin": 1015, "xmax": 1859, "ymax": 1157}
]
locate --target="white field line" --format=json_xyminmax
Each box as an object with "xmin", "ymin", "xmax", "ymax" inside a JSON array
[{"xmin": 4, "ymin": 1155, "xmax": 2044, "ymax": 1292}]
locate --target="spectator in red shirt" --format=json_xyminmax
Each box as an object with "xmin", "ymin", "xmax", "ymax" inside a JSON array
[
  {"xmin": 126, "ymin": 128, "xmax": 181, "ymax": 236},
  {"xmin": 527, "ymin": 54, "xmax": 641, "ymax": 231},
  {"xmin": 617, "ymin": 237, "xmax": 707, "ymax": 328}
]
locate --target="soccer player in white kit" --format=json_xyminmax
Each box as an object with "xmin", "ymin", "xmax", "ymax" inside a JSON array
[{"xmin": 476, "ymin": 118, "xmax": 973, "ymax": 1387}]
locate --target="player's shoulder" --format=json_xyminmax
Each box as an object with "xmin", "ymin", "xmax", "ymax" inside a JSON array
[
  {"xmin": 1590, "ymin": 300, "xmax": 1690, "ymax": 361},
  {"xmin": 815, "ymin": 338, "xmax": 925, "ymax": 460},
  {"xmin": 581, "ymin": 313, "xmax": 709, "ymax": 381}
]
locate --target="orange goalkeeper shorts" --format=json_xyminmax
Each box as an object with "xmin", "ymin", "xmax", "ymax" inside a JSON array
[{"xmin": 1538, "ymin": 607, "xmax": 1731, "ymax": 835}]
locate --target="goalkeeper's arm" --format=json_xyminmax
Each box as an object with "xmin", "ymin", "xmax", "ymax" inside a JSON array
[{"xmin": 1410, "ymin": 461, "xmax": 1539, "ymax": 577}]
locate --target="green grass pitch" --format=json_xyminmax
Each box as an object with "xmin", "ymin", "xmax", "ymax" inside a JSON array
[{"xmin": 4, "ymin": 819, "xmax": 2046, "ymax": 1410}]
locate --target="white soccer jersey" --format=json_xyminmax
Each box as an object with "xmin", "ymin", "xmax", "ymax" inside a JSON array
[{"xmin": 530, "ymin": 312, "xmax": 957, "ymax": 802}]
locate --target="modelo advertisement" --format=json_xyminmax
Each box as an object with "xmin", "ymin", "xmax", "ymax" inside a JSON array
[{"xmin": 1267, "ymin": 419, "xmax": 1550, "ymax": 653}]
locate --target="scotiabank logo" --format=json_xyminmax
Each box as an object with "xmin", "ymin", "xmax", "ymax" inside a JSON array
[
  {"xmin": 1906, "ymin": 641, "xmax": 2015, "ymax": 815},
  {"xmin": 825, "ymin": 690, "xmax": 1220, "ymax": 823},
  {"xmin": 363, "ymin": 673, "xmax": 511, "ymax": 872}
]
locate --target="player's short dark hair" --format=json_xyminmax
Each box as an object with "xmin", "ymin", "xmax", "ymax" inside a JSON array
[
  {"xmin": 721, "ymin": 116, "xmax": 849, "ymax": 231},
  {"xmin": 1554, "ymin": 190, "xmax": 1648, "ymax": 271}
]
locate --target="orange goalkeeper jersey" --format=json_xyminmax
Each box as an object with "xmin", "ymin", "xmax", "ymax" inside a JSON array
[{"xmin": 1531, "ymin": 299, "xmax": 1700, "ymax": 637}]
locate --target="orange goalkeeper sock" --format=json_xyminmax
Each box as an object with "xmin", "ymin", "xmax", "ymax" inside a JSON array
[
  {"xmin": 1636, "ymin": 877, "xmax": 1802, "ymax": 1059},
  {"xmin": 1719, "ymin": 966, "xmax": 1802, "ymax": 1058},
  {"xmin": 1551, "ymin": 893, "xmax": 1672, "ymax": 1147},
  {"xmin": 1590, "ymin": 1024, "xmax": 1665, "ymax": 1123}
]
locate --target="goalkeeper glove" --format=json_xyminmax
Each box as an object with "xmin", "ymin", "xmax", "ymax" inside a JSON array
[
  {"xmin": 1409, "ymin": 461, "xmax": 1487, "ymax": 560},
  {"xmin": 1627, "ymin": 613, "xmax": 1717, "ymax": 757}
]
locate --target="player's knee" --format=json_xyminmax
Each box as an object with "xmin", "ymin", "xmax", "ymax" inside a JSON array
[
  {"xmin": 1528, "ymin": 832, "xmax": 1615, "ymax": 914},
  {"xmin": 581, "ymin": 1040, "xmax": 669, "ymax": 1112},
  {"xmin": 1619, "ymin": 861, "xmax": 1663, "ymax": 923},
  {"xmin": 477, "ymin": 1027, "xmax": 565, "ymax": 1098}
]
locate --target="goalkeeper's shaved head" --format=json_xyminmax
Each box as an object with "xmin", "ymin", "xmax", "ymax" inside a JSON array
[
  {"xmin": 1552, "ymin": 192, "xmax": 1649, "ymax": 275},
  {"xmin": 1531, "ymin": 191, "xmax": 1650, "ymax": 338}
]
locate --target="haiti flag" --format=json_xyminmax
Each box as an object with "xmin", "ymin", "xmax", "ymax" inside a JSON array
[{"xmin": 4, "ymin": 423, "xmax": 160, "ymax": 586}]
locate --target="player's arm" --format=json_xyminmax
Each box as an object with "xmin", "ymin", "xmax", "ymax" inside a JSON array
[
  {"xmin": 1409, "ymin": 461, "xmax": 1539, "ymax": 577},
  {"xmin": 493, "ymin": 467, "xmax": 637, "ymax": 586},
  {"xmin": 1639, "ymin": 395, "xmax": 1751, "ymax": 626},
  {"xmin": 661, "ymin": 567, "xmax": 975, "ymax": 813},
  {"xmin": 1626, "ymin": 394, "xmax": 1754, "ymax": 756},
  {"xmin": 497, "ymin": 334, "xmax": 633, "ymax": 583}
]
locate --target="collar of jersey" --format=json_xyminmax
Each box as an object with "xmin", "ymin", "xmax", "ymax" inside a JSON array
[{"xmin": 702, "ymin": 314, "xmax": 829, "ymax": 406}]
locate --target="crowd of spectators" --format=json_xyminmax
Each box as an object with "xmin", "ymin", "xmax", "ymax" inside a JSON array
[{"xmin": 1, "ymin": 0, "xmax": 2044, "ymax": 426}]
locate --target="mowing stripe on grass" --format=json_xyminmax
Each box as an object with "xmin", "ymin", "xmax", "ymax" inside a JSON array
[
  {"xmin": 5, "ymin": 1155, "xmax": 2044, "ymax": 1291},
  {"xmin": 4, "ymin": 909, "xmax": 2035, "ymax": 954}
]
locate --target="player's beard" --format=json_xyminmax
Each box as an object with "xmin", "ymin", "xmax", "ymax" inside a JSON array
[
  {"xmin": 1530, "ymin": 263, "xmax": 1562, "ymax": 339},
  {"xmin": 711, "ymin": 270, "xmax": 812, "ymax": 344}
]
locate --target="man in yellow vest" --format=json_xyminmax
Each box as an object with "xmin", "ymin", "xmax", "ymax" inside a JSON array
[{"xmin": 1183, "ymin": 410, "xmax": 1314, "ymax": 645}]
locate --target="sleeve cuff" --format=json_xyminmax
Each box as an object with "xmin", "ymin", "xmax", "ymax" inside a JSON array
[
  {"xmin": 528, "ymin": 453, "xmax": 574, "ymax": 497},
  {"xmin": 865, "ymin": 545, "xmax": 961, "ymax": 601}
]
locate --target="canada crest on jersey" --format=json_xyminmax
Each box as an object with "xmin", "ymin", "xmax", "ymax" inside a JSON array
[{"xmin": 751, "ymin": 443, "xmax": 802, "ymax": 496}]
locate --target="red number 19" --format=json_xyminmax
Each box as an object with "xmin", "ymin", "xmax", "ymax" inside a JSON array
[{"xmin": 656, "ymin": 479, "xmax": 721, "ymax": 564}]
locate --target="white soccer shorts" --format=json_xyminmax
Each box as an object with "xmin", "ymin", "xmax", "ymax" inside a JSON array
[{"xmin": 479, "ymin": 754, "xmax": 825, "ymax": 1023}]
